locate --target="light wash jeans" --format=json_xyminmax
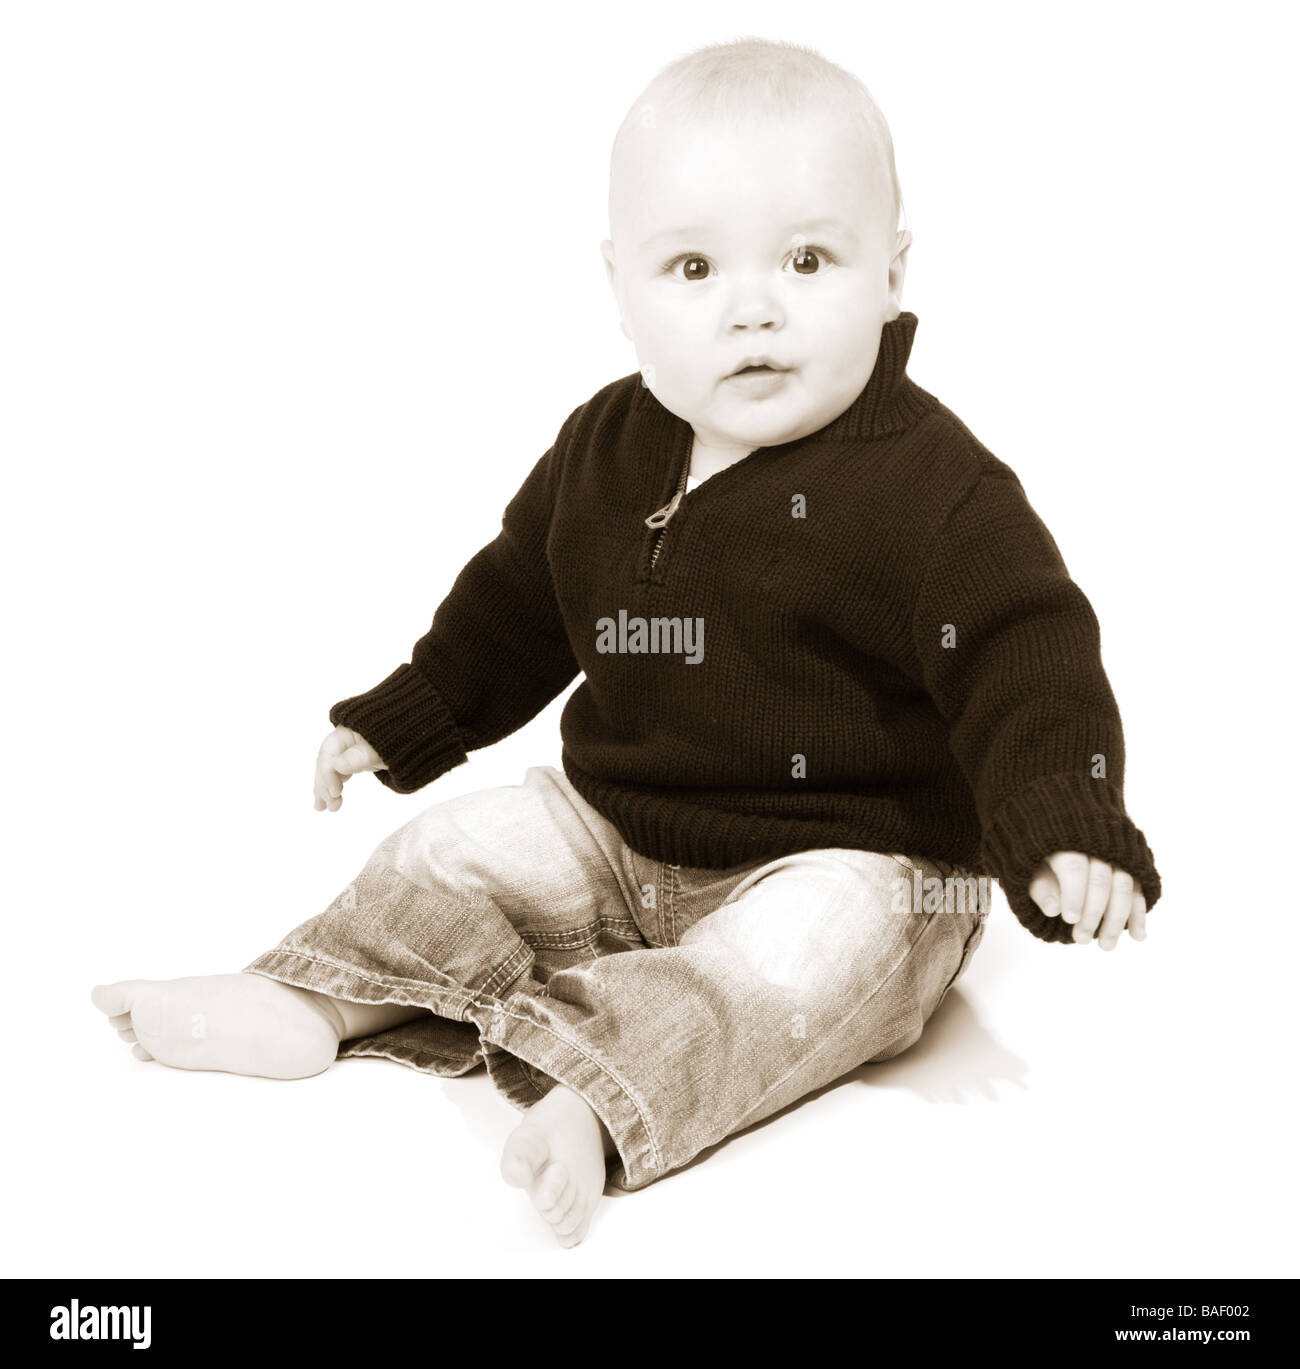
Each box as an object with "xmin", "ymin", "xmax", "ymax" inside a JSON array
[{"xmin": 243, "ymin": 765, "xmax": 988, "ymax": 1191}]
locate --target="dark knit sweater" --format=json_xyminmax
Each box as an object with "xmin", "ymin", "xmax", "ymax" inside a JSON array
[{"xmin": 330, "ymin": 312, "xmax": 1161, "ymax": 944}]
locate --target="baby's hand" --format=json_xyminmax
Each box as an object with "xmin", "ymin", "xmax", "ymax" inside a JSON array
[
  {"xmin": 313, "ymin": 726, "xmax": 384, "ymax": 812},
  {"xmin": 1027, "ymin": 851, "xmax": 1148, "ymax": 949}
]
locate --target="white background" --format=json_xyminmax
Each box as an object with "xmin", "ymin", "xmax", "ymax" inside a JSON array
[{"xmin": 4, "ymin": 0, "xmax": 1296, "ymax": 1279}]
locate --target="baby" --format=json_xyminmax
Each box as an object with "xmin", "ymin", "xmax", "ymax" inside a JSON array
[{"xmin": 92, "ymin": 37, "xmax": 1161, "ymax": 1248}]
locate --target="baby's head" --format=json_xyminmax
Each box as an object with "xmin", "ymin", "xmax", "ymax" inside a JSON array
[{"xmin": 602, "ymin": 37, "xmax": 911, "ymax": 454}]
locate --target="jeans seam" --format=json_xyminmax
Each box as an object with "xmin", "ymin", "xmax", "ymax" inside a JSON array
[
  {"xmin": 340, "ymin": 1043, "xmax": 476, "ymax": 1068},
  {"xmin": 272, "ymin": 937, "xmax": 526, "ymax": 1004},
  {"xmin": 346, "ymin": 1044, "xmax": 469, "ymax": 1062},
  {"xmin": 667, "ymin": 863, "xmax": 680, "ymax": 944},
  {"xmin": 482, "ymin": 942, "xmax": 534, "ymax": 998},
  {"xmin": 523, "ymin": 919, "xmax": 639, "ymax": 949},
  {"xmin": 617, "ymin": 847, "xmax": 649, "ymax": 927},
  {"xmin": 245, "ymin": 949, "xmax": 472, "ymax": 1012},
  {"xmin": 936, "ymin": 913, "xmax": 986, "ymax": 1005}
]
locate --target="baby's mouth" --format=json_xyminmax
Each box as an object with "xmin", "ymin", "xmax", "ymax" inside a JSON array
[{"xmin": 726, "ymin": 362, "xmax": 792, "ymax": 379}]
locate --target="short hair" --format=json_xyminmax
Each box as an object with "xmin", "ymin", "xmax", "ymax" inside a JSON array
[{"xmin": 609, "ymin": 36, "xmax": 905, "ymax": 239}]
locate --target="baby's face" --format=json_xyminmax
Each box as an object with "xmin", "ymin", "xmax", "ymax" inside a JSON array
[{"xmin": 603, "ymin": 107, "xmax": 909, "ymax": 453}]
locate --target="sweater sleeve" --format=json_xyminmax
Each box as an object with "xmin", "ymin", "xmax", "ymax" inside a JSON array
[
  {"xmin": 909, "ymin": 469, "xmax": 1161, "ymax": 944},
  {"xmin": 328, "ymin": 430, "xmax": 580, "ymax": 795}
]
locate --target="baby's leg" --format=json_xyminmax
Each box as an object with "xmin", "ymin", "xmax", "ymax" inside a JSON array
[
  {"xmin": 501, "ymin": 846, "xmax": 988, "ymax": 1194},
  {"xmin": 91, "ymin": 975, "xmax": 428, "ymax": 1080}
]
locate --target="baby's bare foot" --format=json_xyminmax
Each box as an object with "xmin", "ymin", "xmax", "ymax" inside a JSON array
[
  {"xmin": 90, "ymin": 973, "xmax": 345, "ymax": 1079},
  {"xmin": 499, "ymin": 1084, "xmax": 614, "ymax": 1248}
]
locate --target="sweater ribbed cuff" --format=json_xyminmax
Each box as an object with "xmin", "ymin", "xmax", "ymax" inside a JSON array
[
  {"xmin": 979, "ymin": 772, "xmax": 1162, "ymax": 944},
  {"xmin": 328, "ymin": 663, "xmax": 469, "ymax": 795}
]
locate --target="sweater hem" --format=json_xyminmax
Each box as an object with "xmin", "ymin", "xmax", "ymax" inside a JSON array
[{"xmin": 561, "ymin": 755, "xmax": 981, "ymax": 873}]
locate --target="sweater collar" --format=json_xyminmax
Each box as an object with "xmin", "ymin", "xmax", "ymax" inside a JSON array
[
  {"xmin": 634, "ymin": 310, "xmax": 929, "ymax": 455},
  {"xmin": 818, "ymin": 309, "xmax": 928, "ymax": 442}
]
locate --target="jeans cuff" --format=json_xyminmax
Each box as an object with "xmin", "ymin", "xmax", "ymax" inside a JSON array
[{"xmin": 475, "ymin": 997, "xmax": 668, "ymax": 1192}]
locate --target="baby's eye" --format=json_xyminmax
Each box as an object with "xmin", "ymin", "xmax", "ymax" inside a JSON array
[
  {"xmin": 659, "ymin": 245, "xmax": 839, "ymax": 280},
  {"xmin": 661, "ymin": 255, "xmax": 712, "ymax": 282},
  {"xmin": 785, "ymin": 244, "xmax": 837, "ymax": 274}
]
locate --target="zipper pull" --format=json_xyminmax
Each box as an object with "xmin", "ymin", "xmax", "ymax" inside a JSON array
[{"xmin": 644, "ymin": 488, "xmax": 684, "ymax": 530}]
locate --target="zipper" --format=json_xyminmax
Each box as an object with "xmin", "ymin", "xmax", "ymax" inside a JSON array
[
  {"xmin": 645, "ymin": 457, "xmax": 691, "ymax": 572},
  {"xmin": 642, "ymin": 438, "xmax": 774, "ymax": 574}
]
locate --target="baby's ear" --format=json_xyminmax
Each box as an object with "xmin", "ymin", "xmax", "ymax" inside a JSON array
[
  {"xmin": 889, "ymin": 227, "xmax": 912, "ymax": 294},
  {"xmin": 599, "ymin": 240, "xmax": 632, "ymax": 342}
]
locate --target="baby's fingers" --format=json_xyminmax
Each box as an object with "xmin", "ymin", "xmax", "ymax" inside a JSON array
[
  {"xmin": 313, "ymin": 775, "xmax": 344, "ymax": 812},
  {"xmin": 1047, "ymin": 851, "xmax": 1090, "ymax": 927},
  {"xmin": 1075, "ymin": 858, "xmax": 1113, "ymax": 942},
  {"xmin": 1095, "ymin": 871, "xmax": 1133, "ymax": 950},
  {"xmin": 333, "ymin": 745, "xmax": 378, "ymax": 776},
  {"xmin": 1027, "ymin": 866, "xmax": 1062, "ymax": 920},
  {"xmin": 314, "ymin": 750, "xmax": 346, "ymax": 811},
  {"xmin": 1127, "ymin": 891, "xmax": 1147, "ymax": 942}
]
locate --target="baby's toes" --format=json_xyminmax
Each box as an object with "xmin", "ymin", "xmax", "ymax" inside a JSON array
[
  {"xmin": 499, "ymin": 1128, "xmax": 549, "ymax": 1189},
  {"xmin": 99, "ymin": 1002, "xmax": 147, "ymax": 1054},
  {"xmin": 546, "ymin": 1180, "xmax": 581, "ymax": 1228},
  {"xmin": 535, "ymin": 1162, "xmax": 570, "ymax": 1214},
  {"xmin": 91, "ymin": 982, "xmax": 136, "ymax": 1018},
  {"xmin": 131, "ymin": 1043, "xmax": 154, "ymax": 1062},
  {"xmin": 556, "ymin": 1214, "xmax": 590, "ymax": 1248},
  {"xmin": 553, "ymin": 1192, "xmax": 586, "ymax": 1239}
]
